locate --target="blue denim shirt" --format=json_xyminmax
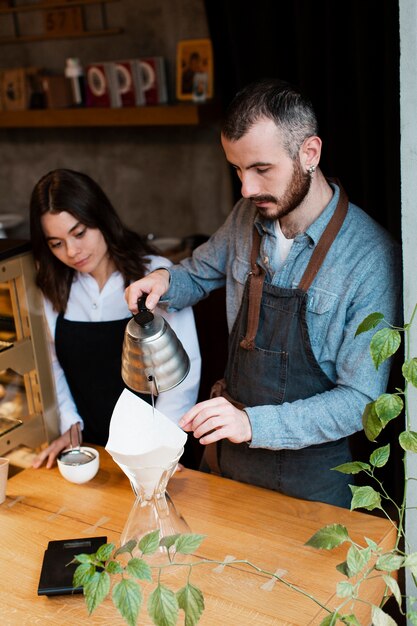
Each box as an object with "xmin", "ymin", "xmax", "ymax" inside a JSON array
[{"xmin": 162, "ymin": 183, "xmax": 402, "ymax": 450}]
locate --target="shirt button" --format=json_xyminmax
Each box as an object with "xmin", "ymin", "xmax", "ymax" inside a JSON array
[
  {"xmin": 263, "ymin": 256, "xmax": 269, "ymax": 264},
  {"xmin": 92, "ymin": 303, "xmax": 98, "ymax": 309},
  {"xmin": 309, "ymin": 243, "xmax": 314, "ymax": 249}
]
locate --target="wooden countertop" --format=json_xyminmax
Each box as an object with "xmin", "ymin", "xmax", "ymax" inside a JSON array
[{"xmin": 0, "ymin": 447, "xmax": 397, "ymax": 625}]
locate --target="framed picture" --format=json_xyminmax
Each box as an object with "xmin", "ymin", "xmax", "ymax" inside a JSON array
[{"xmin": 176, "ymin": 38, "xmax": 213, "ymax": 102}]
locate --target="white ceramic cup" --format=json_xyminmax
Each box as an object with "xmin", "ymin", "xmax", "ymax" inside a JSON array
[
  {"xmin": 0, "ymin": 457, "xmax": 9, "ymax": 504},
  {"xmin": 57, "ymin": 447, "xmax": 99, "ymax": 484}
]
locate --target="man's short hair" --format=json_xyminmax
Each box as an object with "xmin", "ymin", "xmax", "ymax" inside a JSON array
[{"xmin": 221, "ymin": 78, "xmax": 318, "ymax": 159}]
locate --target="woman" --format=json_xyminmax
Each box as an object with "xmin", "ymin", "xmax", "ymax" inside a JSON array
[{"xmin": 29, "ymin": 168, "xmax": 201, "ymax": 468}]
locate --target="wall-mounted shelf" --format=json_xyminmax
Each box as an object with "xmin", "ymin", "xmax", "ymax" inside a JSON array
[
  {"xmin": 0, "ymin": 102, "xmax": 220, "ymax": 128},
  {"xmin": 0, "ymin": 0, "xmax": 121, "ymax": 45}
]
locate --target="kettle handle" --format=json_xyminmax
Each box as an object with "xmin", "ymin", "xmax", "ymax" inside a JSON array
[{"xmin": 134, "ymin": 296, "xmax": 154, "ymax": 327}]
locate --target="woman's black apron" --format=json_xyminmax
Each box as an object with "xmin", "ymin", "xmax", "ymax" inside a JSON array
[
  {"xmin": 204, "ymin": 184, "xmax": 353, "ymax": 507},
  {"xmin": 55, "ymin": 316, "xmax": 151, "ymax": 446}
]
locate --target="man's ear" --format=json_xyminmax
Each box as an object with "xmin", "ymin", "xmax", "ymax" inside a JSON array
[{"xmin": 300, "ymin": 136, "xmax": 322, "ymax": 171}]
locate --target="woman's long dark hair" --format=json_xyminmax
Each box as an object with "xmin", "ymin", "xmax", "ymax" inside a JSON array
[{"xmin": 30, "ymin": 168, "xmax": 157, "ymax": 312}]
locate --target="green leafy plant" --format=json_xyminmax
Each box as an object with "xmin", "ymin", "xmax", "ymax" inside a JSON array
[
  {"xmin": 72, "ymin": 529, "xmax": 330, "ymax": 626},
  {"xmin": 305, "ymin": 306, "xmax": 417, "ymax": 625},
  {"xmin": 74, "ymin": 308, "xmax": 417, "ymax": 625}
]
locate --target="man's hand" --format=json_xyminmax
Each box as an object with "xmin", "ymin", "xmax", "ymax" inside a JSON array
[
  {"xmin": 32, "ymin": 423, "xmax": 80, "ymax": 469},
  {"xmin": 179, "ymin": 397, "xmax": 252, "ymax": 445},
  {"xmin": 125, "ymin": 268, "xmax": 171, "ymax": 313}
]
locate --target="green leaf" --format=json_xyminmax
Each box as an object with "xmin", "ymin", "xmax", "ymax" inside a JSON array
[
  {"xmin": 404, "ymin": 552, "xmax": 417, "ymax": 568},
  {"xmin": 112, "ymin": 578, "xmax": 143, "ymax": 626},
  {"xmin": 362, "ymin": 401, "xmax": 383, "ymax": 441},
  {"xmin": 305, "ymin": 524, "xmax": 349, "ymax": 550},
  {"xmin": 114, "ymin": 539, "xmax": 137, "ymax": 557},
  {"xmin": 336, "ymin": 560, "xmax": 350, "ymax": 577},
  {"xmin": 355, "ymin": 312, "xmax": 384, "ymax": 336},
  {"xmin": 175, "ymin": 534, "xmax": 206, "ymax": 555},
  {"xmin": 336, "ymin": 580, "xmax": 355, "ymax": 598},
  {"xmin": 370, "ymin": 328, "xmax": 401, "ymax": 369},
  {"xmin": 106, "ymin": 560, "xmax": 124, "ymax": 574},
  {"xmin": 403, "ymin": 358, "xmax": 417, "ymax": 387},
  {"xmin": 341, "ymin": 614, "xmax": 361, "ymax": 626},
  {"xmin": 84, "ymin": 571, "xmax": 111, "ymax": 615},
  {"xmin": 399, "ymin": 430, "xmax": 417, "ymax": 452},
  {"xmin": 73, "ymin": 562, "xmax": 96, "ymax": 588},
  {"xmin": 139, "ymin": 530, "xmax": 160, "ymax": 555},
  {"xmin": 382, "ymin": 574, "xmax": 402, "ymax": 608},
  {"xmin": 365, "ymin": 537, "xmax": 379, "ymax": 551},
  {"xmin": 350, "ymin": 485, "xmax": 382, "ymax": 511},
  {"xmin": 160, "ymin": 534, "xmax": 181, "ymax": 550},
  {"xmin": 403, "ymin": 553, "xmax": 417, "ymax": 583},
  {"xmin": 407, "ymin": 609, "xmax": 417, "ymax": 626},
  {"xmin": 369, "ymin": 444, "xmax": 390, "ymax": 468},
  {"xmin": 319, "ymin": 614, "xmax": 340, "ymax": 626},
  {"xmin": 375, "ymin": 552, "xmax": 404, "ymax": 572},
  {"xmin": 375, "ymin": 394, "xmax": 404, "ymax": 424},
  {"xmin": 371, "ymin": 605, "xmax": 398, "ymax": 625},
  {"xmin": 126, "ymin": 557, "xmax": 152, "ymax": 582},
  {"xmin": 346, "ymin": 545, "xmax": 370, "ymax": 576},
  {"xmin": 332, "ymin": 461, "xmax": 370, "ymax": 474},
  {"xmin": 148, "ymin": 583, "xmax": 179, "ymax": 626},
  {"xmin": 73, "ymin": 553, "xmax": 95, "ymax": 564},
  {"xmin": 95, "ymin": 542, "xmax": 115, "ymax": 562},
  {"xmin": 177, "ymin": 583, "xmax": 205, "ymax": 626}
]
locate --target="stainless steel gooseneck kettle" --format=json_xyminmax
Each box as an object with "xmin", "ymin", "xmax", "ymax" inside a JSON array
[{"xmin": 121, "ymin": 296, "xmax": 190, "ymax": 395}]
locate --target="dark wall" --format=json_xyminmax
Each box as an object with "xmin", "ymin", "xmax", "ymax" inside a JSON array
[
  {"xmin": 203, "ymin": 1, "xmax": 403, "ymax": 506},
  {"xmin": 204, "ymin": 0, "xmax": 401, "ymax": 240}
]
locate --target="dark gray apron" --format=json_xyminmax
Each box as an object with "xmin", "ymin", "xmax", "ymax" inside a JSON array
[
  {"xmin": 55, "ymin": 315, "xmax": 151, "ymax": 446},
  {"xmin": 204, "ymin": 183, "xmax": 353, "ymax": 507}
]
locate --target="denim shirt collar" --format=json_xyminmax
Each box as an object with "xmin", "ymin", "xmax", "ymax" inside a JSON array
[
  {"xmin": 253, "ymin": 181, "xmax": 340, "ymax": 246},
  {"xmin": 305, "ymin": 181, "xmax": 340, "ymax": 245}
]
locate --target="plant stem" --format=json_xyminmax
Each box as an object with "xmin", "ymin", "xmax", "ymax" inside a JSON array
[{"xmin": 151, "ymin": 556, "xmax": 333, "ymax": 613}]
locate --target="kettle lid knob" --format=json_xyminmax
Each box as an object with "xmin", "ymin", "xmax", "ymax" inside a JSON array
[{"xmin": 133, "ymin": 296, "xmax": 154, "ymax": 327}]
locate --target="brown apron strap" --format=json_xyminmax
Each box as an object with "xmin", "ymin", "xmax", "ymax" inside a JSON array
[
  {"xmin": 204, "ymin": 442, "xmax": 222, "ymax": 476},
  {"xmin": 240, "ymin": 180, "xmax": 348, "ymax": 350},
  {"xmin": 298, "ymin": 181, "xmax": 348, "ymax": 291},
  {"xmin": 240, "ymin": 227, "xmax": 266, "ymax": 351}
]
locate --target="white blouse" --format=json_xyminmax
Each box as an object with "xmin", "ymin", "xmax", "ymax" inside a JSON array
[{"xmin": 42, "ymin": 255, "xmax": 201, "ymax": 433}]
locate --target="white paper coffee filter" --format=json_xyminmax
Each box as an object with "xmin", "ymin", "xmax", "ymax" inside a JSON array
[
  {"xmin": 105, "ymin": 389, "xmax": 187, "ymax": 468},
  {"xmin": 117, "ymin": 462, "xmax": 177, "ymax": 498}
]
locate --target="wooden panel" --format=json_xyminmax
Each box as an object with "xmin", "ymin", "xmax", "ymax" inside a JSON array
[
  {"xmin": 0, "ymin": 104, "xmax": 210, "ymax": 127},
  {"xmin": 0, "ymin": 448, "xmax": 397, "ymax": 625},
  {"xmin": 0, "ymin": 0, "xmax": 118, "ymax": 15}
]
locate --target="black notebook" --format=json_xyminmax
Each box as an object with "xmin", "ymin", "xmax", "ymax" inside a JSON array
[{"xmin": 37, "ymin": 536, "xmax": 107, "ymax": 596}]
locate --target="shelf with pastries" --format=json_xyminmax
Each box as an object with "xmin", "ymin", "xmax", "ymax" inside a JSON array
[{"xmin": 0, "ymin": 101, "xmax": 221, "ymax": 128}]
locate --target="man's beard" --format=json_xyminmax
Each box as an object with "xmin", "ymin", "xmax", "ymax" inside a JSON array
[{"xmin": 251, "ymin": 158, "xmax": 312, "ymax": 221}]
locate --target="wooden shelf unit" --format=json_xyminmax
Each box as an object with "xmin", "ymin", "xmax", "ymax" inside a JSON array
[
  {"xmin": 0, "ymin": 0, "xmax": 121, "ymax": 45},
  {"xmin": 0, "ymin": 102, "xmax": 220, "ymax": 128}
]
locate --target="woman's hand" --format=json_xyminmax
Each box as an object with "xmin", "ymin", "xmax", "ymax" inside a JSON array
[
  {"xmin": 32, "ymin": 423, "xmax": 81, "ymax": 469},
  {"xmin": 125, "ymin": 268, "xmax": 171, "ymax": 313},
  {"xmin": 178, "ymin": 397, "xmax": 252, "ymax": 445}
]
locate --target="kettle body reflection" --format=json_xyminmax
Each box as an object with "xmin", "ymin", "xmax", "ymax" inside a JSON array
[{"xmin": 121, "ymin": 296, "xmax": 190, "ymax": 395}]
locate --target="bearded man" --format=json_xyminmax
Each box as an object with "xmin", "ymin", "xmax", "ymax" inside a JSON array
[{"xmin": 125, "ymin": 78, "xmax": 401, "ymax": 508}]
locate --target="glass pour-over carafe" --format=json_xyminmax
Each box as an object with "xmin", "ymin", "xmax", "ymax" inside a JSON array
[{"xmin": 117, "ymin": 447, "xmax": 190, "ymax": 549}]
